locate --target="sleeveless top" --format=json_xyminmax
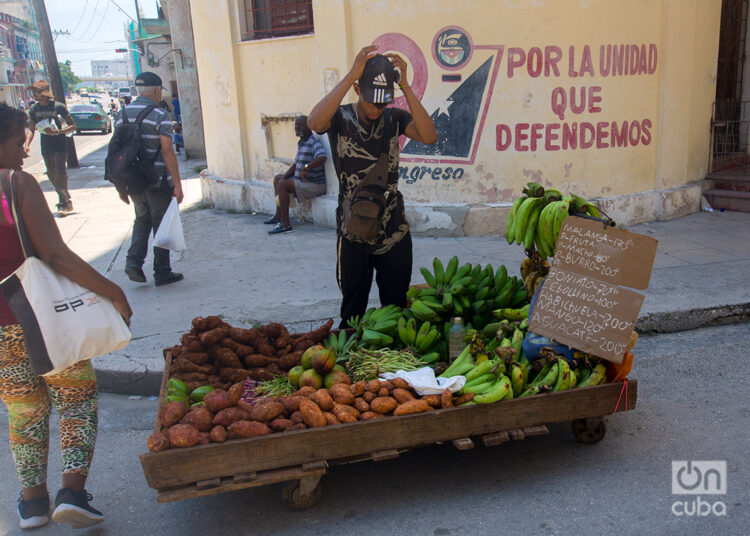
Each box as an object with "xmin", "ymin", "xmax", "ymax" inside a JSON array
[{"xmin": 1, "ymin": 181, "xmax": 25, "ymax": 326}]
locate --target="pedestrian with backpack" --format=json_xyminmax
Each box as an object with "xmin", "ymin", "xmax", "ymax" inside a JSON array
[
  {"xmin": 308, "ymin": 48, "xmax": 437, "ymax": 328},
  {"xmin": 110, "ymin": 72, "xmax": 184, "ymax": 287}
]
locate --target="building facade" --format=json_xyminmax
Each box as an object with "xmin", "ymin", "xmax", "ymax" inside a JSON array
[
  {"xmin": 190, "ymin": 0, "xmax": 724, "ymax": 234},
  {"xmin": 0, "ymin": 5, "xmax": 46, "ymax": 107}
]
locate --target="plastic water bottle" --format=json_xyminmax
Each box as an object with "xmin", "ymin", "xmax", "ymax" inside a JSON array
[{"xmin": 449, "ymin": 317, "xmax": 466, "ymax": 360}]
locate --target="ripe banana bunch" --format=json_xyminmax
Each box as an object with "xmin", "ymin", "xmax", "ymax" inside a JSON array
[
  {"xmin": 520, "ymin": 256, "xmax": 550, "ymax": 296},
  {"xmin": 356, "ymin": 305, "xmax": 402, "ymax": 348}
]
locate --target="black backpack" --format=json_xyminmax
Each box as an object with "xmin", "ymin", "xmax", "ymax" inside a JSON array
[{"xmin": 105, "ymin": 104, "xmax": 163, "ymax": 195}]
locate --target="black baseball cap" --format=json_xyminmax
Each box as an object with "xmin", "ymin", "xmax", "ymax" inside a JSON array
[
  {"xmin": 358, "ymin": 54, "xmax": 399, "ymax": 104},
  {"xmin": 134, "ymin": 72, "xmax": 164, "ymax": 88}
]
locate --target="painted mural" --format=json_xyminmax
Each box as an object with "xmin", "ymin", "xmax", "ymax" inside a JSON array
[{"xmin": 375, "ymin": 28, "xmax": 659, "ymax": 190}]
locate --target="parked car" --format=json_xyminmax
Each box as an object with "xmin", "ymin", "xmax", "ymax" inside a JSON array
[{"xmin": 69, "ymin": 102, "xmax": 112, "ymax": 134}]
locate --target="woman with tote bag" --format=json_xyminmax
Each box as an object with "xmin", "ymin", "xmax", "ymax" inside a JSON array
[{"xmin": 0, "ymin": 103, "xmax": 132, "ymax": 530}]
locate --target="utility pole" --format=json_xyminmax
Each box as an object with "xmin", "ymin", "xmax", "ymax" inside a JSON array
[{"xmin": 31, "ymin": 0, "xmax": 79, "ymax": 167}]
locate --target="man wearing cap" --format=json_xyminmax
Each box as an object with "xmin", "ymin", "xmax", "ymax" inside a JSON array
[
  {"xmin": 308, "ymin": 46, "xmax": 437, "ymax": 328},
  {"xmin": 24, "ymin": 80, "xmax": 77, "ymax": 214},
  {"xmin": 116, "ymin": 71, "xmax": 184, "ymax": 287}
]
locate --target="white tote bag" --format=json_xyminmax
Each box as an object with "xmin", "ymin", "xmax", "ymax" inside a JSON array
[
  {"xmin": 0, "ymin": 171, "xmax": 131, "ymax": 375},
  {"xmin": 153, "ymin": 198, "xmax": 186, "ymax": 251}
]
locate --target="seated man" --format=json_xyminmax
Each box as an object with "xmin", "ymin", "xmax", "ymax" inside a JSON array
[{"xmin": 265, "ymin": 115, "xmax": 327, "ymax": 234}]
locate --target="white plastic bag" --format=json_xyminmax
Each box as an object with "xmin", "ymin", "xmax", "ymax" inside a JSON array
[
  {"xmin": 153, "ymin": 198, "xmax": 186, "ymax": 251},
  {"xmin": 379, "ymin": 367, "xmax": 466, "ymax": 395},
  {"xmin": 0, "ymin": 257, "xmax": 132, "ymax": 375}
]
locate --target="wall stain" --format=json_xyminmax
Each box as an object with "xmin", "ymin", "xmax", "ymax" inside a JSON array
[
  {"xmin": 522, "ymin": 168, "xmax": 543, "ymax": 182},
  {"xmin": 564, "ymin": 163, "xmax": 573, "ymax": 178}
]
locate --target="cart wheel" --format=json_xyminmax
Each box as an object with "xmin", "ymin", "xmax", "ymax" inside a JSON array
[
  {"xmin": 571, "ymin": 418, "xmax": 606, "ymax": 444},
  {"xmin": 282, "ymin": 479, "xmax": 322, "ymax": 511}
]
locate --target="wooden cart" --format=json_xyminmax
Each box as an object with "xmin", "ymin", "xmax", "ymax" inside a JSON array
[{"xmin": 139, "ymin": 352, "xmax": 637, "ymax": 509}]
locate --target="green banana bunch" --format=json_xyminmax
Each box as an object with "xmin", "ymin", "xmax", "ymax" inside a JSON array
[
  {"xmin": 520, "ymin": 360, "xmax": 559, "ymax": 397},
  {"xmin": 474, "ymin": 375, "xmax": 513, "ymax": 404},
  {"xmin": 522, "ymin": 181, "xmax": 545, "ymax": 198},
  {"xmin": 493, "ymin": 303, "xmax": 530, "ymax": 321},
  {"xmin": 552, "ymin": 358, "xmax": 572, "ymax": 391},
  {"xmin": 410, "ymin": 299, "xmax": 441, "ymax": 322},
  {"xmin": 361, "ymin": 328, "xmax": 394, "ymax": 348},
  {"xmin": 513, "ymin": 197, "xmax": 545, "ymax": 245},
  {"xmin": 506, "ymin": 197, "xmax": 526, "ymax": 243},
  {"xmin": 509, "ymin": 362, "xmax": 524, "ymax": 396}
]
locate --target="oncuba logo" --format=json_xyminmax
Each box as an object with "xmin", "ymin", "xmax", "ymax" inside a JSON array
[{"xmin": 671, "ymin": 461, "xmax": 727, "ymax": 517}]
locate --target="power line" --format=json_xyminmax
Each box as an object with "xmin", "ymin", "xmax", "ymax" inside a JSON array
[
  {"xmin": 75, "ymin": 0, "xmax": 102, "ymax": 41},
  {"xmin": 108, "ymin": 0, "xmax": 137, "ymax": 23},
  {"xmin": 77, "ymin": 0, "xmax": 111, "ymax": 44},
  {"xmin": 68, "ymin": 0, "xmax": 90, "ymax": 35}
]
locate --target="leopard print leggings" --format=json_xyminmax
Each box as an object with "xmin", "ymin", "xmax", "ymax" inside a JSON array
[{"xmin": 0, "ymin": 324, "xmax": 98, "ymax": 488}]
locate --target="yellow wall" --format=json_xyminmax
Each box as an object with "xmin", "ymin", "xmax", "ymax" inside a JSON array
[{"xmin": 191, "ymin": 0, "xmax": 722, "ymax": 224}]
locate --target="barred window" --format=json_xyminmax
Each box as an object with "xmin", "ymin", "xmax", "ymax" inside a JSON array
[{"xmin": 244, "ymin": 0, "xmax": 314, "ymax": 40}]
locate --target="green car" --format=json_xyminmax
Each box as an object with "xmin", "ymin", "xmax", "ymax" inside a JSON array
[{"xmin": 70, "ymin": 103, "xmax": 112, "ymax": 134}]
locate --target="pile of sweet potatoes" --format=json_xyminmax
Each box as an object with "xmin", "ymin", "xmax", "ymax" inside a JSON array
[
  {"xmin": 168, "ymin": 316, "xmax": 334, "ymax": 392},
  {"xmin": 147, "ymin": 378, "xmax": 476, "ymax": 451}
]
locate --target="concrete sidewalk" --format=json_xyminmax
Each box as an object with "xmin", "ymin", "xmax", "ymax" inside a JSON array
[{"xmin": 23, "ymin": 138, "xmax": 750, "ymax": 395}]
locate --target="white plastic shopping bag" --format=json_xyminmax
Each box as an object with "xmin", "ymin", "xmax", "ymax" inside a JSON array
[
  {"xmin": 0, "ymin": 257, "xmax": 132, "ymax": 375},
  {"xmin": 153, "ymin": 198, "xmax": 186, "ymax": 251},
  {"xmin": 379, "ymin": 367, "xmax": 466, "ymax": 395}
]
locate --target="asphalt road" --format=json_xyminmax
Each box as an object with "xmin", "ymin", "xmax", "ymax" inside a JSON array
[{"xmin": 0, "ymin": 323, "xmax": 747, "ymax": 535}]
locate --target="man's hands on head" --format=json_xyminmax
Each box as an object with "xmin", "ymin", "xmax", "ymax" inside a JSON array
[
  {"xmin": 349, "ymin": 45, "xmax": 378, "ymax": 80},
  {"xmin": 386, "ymin": 53, "xmax": 408, "ymax": 86}
]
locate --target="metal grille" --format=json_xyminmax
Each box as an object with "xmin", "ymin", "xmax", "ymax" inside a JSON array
[
  {"xmin": 710, "ymin": 0, "xmax": 749, "ymax": 172},
  {"xmin": 244, "ymin": 0, "xmax": 313, "ymax": 40}
]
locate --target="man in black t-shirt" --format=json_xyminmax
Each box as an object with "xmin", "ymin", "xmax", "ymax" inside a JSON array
[
  {"xmin": 309, "ymin": 48, "xmax": 437, "ymax": 328},
  {"xmin": 24, "ymin": 80, "xmax": 77, "ymax": 215}
]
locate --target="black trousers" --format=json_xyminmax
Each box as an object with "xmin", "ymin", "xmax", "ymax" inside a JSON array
[
  {"xmin": 41, "ymin": 149, "xmax": 69, "ymax": 206},
  {"xmin": 126, "ymin": 182, "xmax": 173, "ymax": 278},
  {"xmin": 336, "ymin": 233, "xmax": 412, "ymax": 329}
]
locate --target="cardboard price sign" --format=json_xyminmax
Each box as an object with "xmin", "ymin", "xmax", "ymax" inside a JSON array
[{"xmin": 528, "ymin": 216, "xmax": 658, "ymax": 363}]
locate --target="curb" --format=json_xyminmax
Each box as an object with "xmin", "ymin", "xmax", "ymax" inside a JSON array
[{"xmin": 96, "ymin": 304, "xmax": 750, "ymax": 397}]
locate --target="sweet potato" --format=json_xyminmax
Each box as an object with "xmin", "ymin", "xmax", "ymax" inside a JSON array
[
  {"xmin": 180, "ymin": 406, "xmax": 214, "ymax": 432},
  {"xmin": 228, "ymin": 382, "xmax": 245, "ymax": 405},
  {"xmin": 243, "ymin": 354, "xmax": 275, "ymax": 368},
  {"xmin": 390, "ymin": 378, "xmax": 409, "ymax": 389},
  {"xmin": 198, "ymin": 432, "xmax": 211, "ymax": 445},
  {"xmin": 269, "ymin": 418, "xmax": 293, "ymax": 432},
  {"xmin": 331, "ymin": 403, "xmax": 360, "ymax": 423},
  {"xmin": 167, "ymin": 424, "xmax": 201, "ymax": 448},
  {"xmin": 392, "ymin": 388, "xmax": 415, "ymax": 404},
  {"xmin": 329, "ymin": 384, "xmax": 355, "ymax": 405},
  {"xmin": 441, "ymin": 389, "xmax": 454, "ymax": 409},
  {"xmin": 266, "ymin": 363, "xmax": 282, "ymax": 376},
  {"xmin": 370, "ymin": 396, "xmax": 398, "ymax": 414},
  {"xmin": 421, "ymin": 395, "xmax": 442, "ymax": 408},
  {"xmin": 298, "ymin": 398, "xmax": 327, "ymax": 427},
  {"xmin": 147, "ymin": 432, "xmax": 170, "ymax": 452},
  {"xmin": 160, "ymin": 401, "xmax": 189, "ymax": 428},
  {"xmin": 453, "ymin": 392, "xmax": 475, "ymax": 405},
  {"xmin": 366, "ymin": 379, "xmax": 382, "ymax": 393},
  {"xmin": 280, "ymin": 396, "xmax": 302, "ymax": 413},
  {"xmin": 377, "ymin": 387, "xmax": 390, "ymax": 397},
  {"xmin": 200, "ymin": 326, "xmax": 230, "ymax": 346},
  {"xmin": 292, "ymin": 336, "xmax": 314, "ymax": 352},
  {"xmin": 250, "ymin": 401, "xmax": 286, "ymax": 422},
  {"xmin": 360, "ymin": 411, "xmax": 385, "ymax": 420},
  {"xmin": 295, "ymin": 386, "xmax": 316, "ymax": 398},
  {"xmin": 171, "ymin": 358, "xmax": 214, "ymax": 375},
  {"xmin": 262, "ymin": 322, "xmax": 290, "ymax": 340},
  {"xmin": 274, "ymin": 335, "xmax": 293, "ymax": 350},
  {"xmin": 185, "ymin": 340, "xmax": 207, "ymax": 353},
  {"xmin": 286, "ymin": 423, "xmax": 307, "ymax": 431},
  {"xmin": 362, "ymin": 391, "xmax": 376, "ymax": 403},
  {"xmin": 212, "ymin": 407, "xmax": 251, "ymax": 427},
  {"xmin": 171, "ymin": 345, "xmax": 183, "ymax": 358},
  {"xmin": 311, "ymin": 389, "xmax": 334, "ymax": 411},
  {"xmin": 354, "ymin": 398, "xmax": 370, "ymax": 413},
  {"xmin": 203, "ymin": 389, "xmax": 235, "ymax": 412},
  {"xmin": 381, "ymin": 380, "xmax": 395, "ymax": 391},
  {"xmin": 394, "ymin": 399, "xmax": 431, "ymax": 416},
  {"xmin": 289, "ymin": 410, "xmax": 304, "ymax": 424},
  {"xmin": 210, "ymin": 425, "xmax": 227, "ymax": 442},
  {"xmin": 228, "ymin": 420, "xmax": 271, "ymax": 438},
  {"xmin": 220, "ymin": 368, "xmax": 253, "ymax": 383},
  {"xmin": 185, "ymin": 381, "xmax": 204, "ymax": 392},
  {"xmin": 254, "ymin": 339, "xmax": 276, "ymax": 357},
  {"xmin": 323, "ymin": 412, "xmax": 340, "ymax": 426},
  {"xmin": 351, "ymin": 381, "xmax": 366, "ymax": 396}
]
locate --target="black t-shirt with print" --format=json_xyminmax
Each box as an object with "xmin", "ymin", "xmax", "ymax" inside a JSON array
[
  {"xmin": 326, "ymin": 104, "xmax": 412, "ymax": 254},
  {"xmin": 28, "ymin": 101, "xmax": 72, "ymax": 153}
]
